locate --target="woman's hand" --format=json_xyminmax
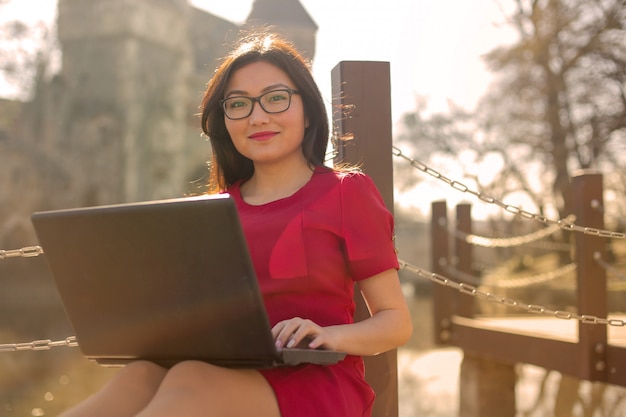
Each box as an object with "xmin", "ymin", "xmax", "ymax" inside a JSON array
[
  {"xmin": 271, "ymin": 269, "xmax": 412, "ymax": 356},
  {"xmin": 271, "ymin": 318, "xmax": 338, "ymax": 350}
]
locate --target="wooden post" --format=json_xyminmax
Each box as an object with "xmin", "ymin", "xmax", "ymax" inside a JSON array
[
  {"xmin": 459, "ymin": 354, "xmax": 517, "ymax": 417},
  {"xmin": 456, "ymin": 202, "xmax": 517, "ymax": 417},
  {"xmin": 456, "ymin": 203, "xmax": 475, "ymax": 317},
  {"xmin": 431, "ymin": 200, "xmax": 454, "ymax": 344},
  {"xmin": 331, "ymin": 61, "xmax": 397, "ymax": 417},
  {"xmin": 572, "ymin": 171, "xmax": 608, "ymax": 381}
]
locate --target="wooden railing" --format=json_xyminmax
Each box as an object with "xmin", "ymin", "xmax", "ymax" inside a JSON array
[
  {"xmin": 431, "ymin": 172, "xmax": 626, "ymax": 415},
  {"xmin": 327, "ymin": 59, "xmax": 625, "ymax": 417}
]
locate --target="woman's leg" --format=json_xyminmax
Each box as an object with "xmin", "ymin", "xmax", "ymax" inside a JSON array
[
  {"xmin": 59, "ymin": 361, "xmax": 168, "ymax": 417},
  {"xmin": 134, "ymin": 360, "xmax": 281, "ymax": 417}
]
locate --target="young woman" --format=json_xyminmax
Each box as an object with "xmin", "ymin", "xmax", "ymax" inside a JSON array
[{"xmin": 59, "ymin": 32, "xmax": 411, "ymax": 417}]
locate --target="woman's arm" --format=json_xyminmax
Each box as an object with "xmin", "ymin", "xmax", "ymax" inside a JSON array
[{"xmin": 272, "ymin": 268, "xmax": 412, "ymax": 356}]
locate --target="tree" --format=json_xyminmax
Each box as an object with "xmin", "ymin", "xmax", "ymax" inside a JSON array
[
  {"xmin": 0, "ymin": 0, "xmax": 58, "ymax": 100},
  {"xmin": 395, "ymin": 4, "xmax": 626, "ymax": 414},
  {"xmin": 396, "ymin": 0, "xmax": 626, "ymax": 227},
  {"xmin": 481, "ymin": 0, "xmax": 626, "ymax": 220}
]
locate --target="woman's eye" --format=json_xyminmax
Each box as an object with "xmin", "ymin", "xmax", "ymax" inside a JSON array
[
  {"xmin": 267, "ymin": 93, "xmax": 288, "ymax": 102},
  {"xmin": 228, "ymin": 99, "xmax": 248, "ymax": 109}
]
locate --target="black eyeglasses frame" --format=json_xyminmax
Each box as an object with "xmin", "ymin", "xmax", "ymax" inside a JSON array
[{"xmin": 220, "ymin": 88, "xmax": 301, "ymax": 120}]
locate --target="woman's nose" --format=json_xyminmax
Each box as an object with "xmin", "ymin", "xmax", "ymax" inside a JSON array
[{"xmin": 248, "ymin": 102, "xmax": 270, "ymax": 125}]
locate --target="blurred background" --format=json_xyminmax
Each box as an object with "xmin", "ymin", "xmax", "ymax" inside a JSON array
[{"xmin": 1, "ymin": 0, "xmax": 625, "ymax": 416}]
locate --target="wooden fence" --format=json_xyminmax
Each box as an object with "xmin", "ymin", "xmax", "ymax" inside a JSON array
[
  {"xmin": 320, "ymin": 59, "xmax": 625, "ymax": 416},
  {"xmin": 431, "ymin": 172, "xmax": 626, "ymax": 415}
]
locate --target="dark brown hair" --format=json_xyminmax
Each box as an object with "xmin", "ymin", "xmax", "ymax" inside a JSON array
[{"xmin": 200, "ymin": 32, "xmax": 329, "ymax": 193}]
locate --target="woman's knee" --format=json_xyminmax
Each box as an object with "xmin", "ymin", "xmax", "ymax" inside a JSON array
[
  {"xmin": 161, "ymin": 361, "xmax": 262, "ymax": 394},
  {"xmin": 158, "ymin": 361, "xmax": 279, "ymax": 416},
  {"xmin": 163, "ymin": 360, "xmax": 222, "ymax": 387},
  {"xmin": 111, "ymin": 360, "xmax": 168, "ymax": 393},
  {"xmin": 57, "ymin": 361, "xmax": 167, "ymax": 417}
]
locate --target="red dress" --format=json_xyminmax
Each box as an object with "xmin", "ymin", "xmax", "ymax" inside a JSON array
[{"xmin": 227, "ymin": 166, "xmax": 399, "ymax": 417}]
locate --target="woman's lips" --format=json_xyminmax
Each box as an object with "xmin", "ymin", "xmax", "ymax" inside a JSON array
[{"xmin": 248, "ymin": 131, "xmax": 278, "ymax": 141}]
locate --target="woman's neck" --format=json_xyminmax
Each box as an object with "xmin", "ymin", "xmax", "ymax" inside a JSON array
[{"xmin": 241, "ymin": 160, "xmax": 315, "ymax": 205}]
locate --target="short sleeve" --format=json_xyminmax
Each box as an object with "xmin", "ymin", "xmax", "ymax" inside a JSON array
[{"xmin": 340, "ymin": 172, "xmax": 399, "ymax": 281}]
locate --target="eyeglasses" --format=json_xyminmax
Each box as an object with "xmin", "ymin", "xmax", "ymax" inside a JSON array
[{"xmin": 220, "ymin": 88, "xmax": 300, "ymax": 120}]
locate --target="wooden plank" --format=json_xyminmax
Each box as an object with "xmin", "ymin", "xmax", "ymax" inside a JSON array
[
  {"xmin": 460, "ymin": 353, "xmax": 516, "ymax": 417},
  {"xmin": 460, "ymin": 316, "xmax": 579, "ymax": 343},
  {"xmin": 452, "ymin": 316, "xmax": 583, "ymax": 378},
  {"xmin": 452, "ymin": 315, "xmax": 626, "ymax": 382}
]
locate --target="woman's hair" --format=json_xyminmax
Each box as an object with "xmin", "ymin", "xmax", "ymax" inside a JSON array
[{"xmin": 200, "ymin": 31, "xmax": 330, "ymax": 193}]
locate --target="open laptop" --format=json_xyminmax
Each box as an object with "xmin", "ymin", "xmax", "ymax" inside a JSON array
[{"xmin": 31, "ymin": 194, "xmax": 346, "ymax": 368}]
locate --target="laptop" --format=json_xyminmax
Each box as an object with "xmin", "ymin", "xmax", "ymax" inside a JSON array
[{"xmin": 31, "ymin": 194, "xmax": 346, "ymax": 368}]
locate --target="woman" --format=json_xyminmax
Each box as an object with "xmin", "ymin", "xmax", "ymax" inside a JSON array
[{"xmin": 60, "ymin": 32, "xmax": 412, "ymax": 417}]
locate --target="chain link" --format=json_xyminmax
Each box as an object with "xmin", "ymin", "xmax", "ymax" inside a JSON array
[
  {"xmin": 392, "ymin": 146, "xmax": 626, "ymax": 240},
  {"xmin": 440, "ymin": 258, "xmax": 577, "ymax": 289},
  {"xmin": 595, "ymin": 252, "xmax": 626, "ymax": 281},
  {"xmin": 446, "ymin": 215, "xmax": 575, "ymax": 248},
  {"xmin": 482, "ymin": 263, "xmax": 577, "ymax": 289},
  {"xmin": 1, "ymin": 150, "xmax": 624, "ymax": 353},
  {"xmin": 2, "ymin": 260, "xmax": 623, "ymax": 354},
  {"xmin": 1, "ymin": 245, "xmax": 78, "ymax": 353},
  {"xmin": 398, "ymin": 258, "xmax": 626, "ymax": 327},
  {"xmin": 0, "ymin": 336, "xmax": 78, "ymax": 352},
  {"xmin": 0, "ymin": 246, "xmax": 44, "ymax": 260}
]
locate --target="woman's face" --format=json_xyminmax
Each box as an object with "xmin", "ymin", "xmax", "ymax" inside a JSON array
[{"xmin": 223, "ymin": 61, "xmax": 308, "ymax": 169}]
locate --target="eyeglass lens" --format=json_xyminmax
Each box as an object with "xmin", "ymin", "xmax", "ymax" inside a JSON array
[{"xmin": 222, "ymin": 89, "xmax": 295, "ymax": 120}]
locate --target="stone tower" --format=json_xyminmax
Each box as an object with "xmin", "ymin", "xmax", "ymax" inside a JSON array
[
  {"xmin": 4, "ymin": 0, "xmax": 317, "ymax": 224},
  {"xmin": 246, "ymin": 0, "xmax": 318, "ymax": 62},
  {"xmin": 0, "ymin": 0, "xmax": 319, "ymax": 377},
  {"xmin": 48, "ymin": 0, "xmax": 317, "ymax": 206},
  {"xmin": 56, "ymin": 0, "xmax": 193, "ymax": 204}
]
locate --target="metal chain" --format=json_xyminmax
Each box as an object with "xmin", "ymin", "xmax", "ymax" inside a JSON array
[
  {"xmin": 595, "ymin": 252, "xmax": 626, "ymax": 281},
  {"xmin": 447, "ymin": 215, "xmax": 575, "ymax": 248},
  {"xmin": 436, "ymin": 216, "xmax": 573, "ymax": 252},
  {"xmin": 2, "ymin": 245, "xmax": 81, "ymax": 352},
  {"xmin": 439, "ymin": 258, "xmax": 577, "ymax": 289},
  {"xmin": 521, "ymin": 239, "xmax": 573, "ymax": 252},
  {"xmin": 0, "ymin": 336, "xmax": 78, "ymax": 352},
  {"xmin": 437, "ymin": 259, "xmax": 483, "ymax": 286},
  {"xmin": 2, "ymin": 260, "xmax": 624, "ymax": 354},
  {"xmin": 398, "ymin": 258, "xmax": 626, "ymax": 327},
  {"xmin": 1, "ymin": 149, "xmax": 623, "ymax": 351},
  {"xmin": 441, "ymin": 257, "xmax": 626, "ymax": 291},
  {"xmin": 481, "ymin": 263, "xmax": 577, "ymax": 289},
  {"xmin": 392, "ymin": 146, "xmax": 626, "ymax": 240},
  {"xmin": 0, "ymin": 245, "xmax": 44, "ymax": 260}
]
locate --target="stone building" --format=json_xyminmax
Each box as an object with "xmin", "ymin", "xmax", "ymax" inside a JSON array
[
  {"xmin": 0, "ymin": 0, "xmax": 317, "ymax": 340},
  {"xmin": 0, "ymin": 0, "xmax": 317, "ymax": 249}
]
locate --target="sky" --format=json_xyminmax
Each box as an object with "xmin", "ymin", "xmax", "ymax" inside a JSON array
[
  {"xmin": 187, "ymin": 0, "xmax": 518, "ymax": 215},
  {"xmin": 2, "ymin": 0, "xmax": 517, "ymax": 215},
  {"xmin": 190, "ymin": 0, "xmax": 516, "ymax": 122},
  {"xmin": 2, "ymin": 0, "xmax": 516, "ymax": 122}
]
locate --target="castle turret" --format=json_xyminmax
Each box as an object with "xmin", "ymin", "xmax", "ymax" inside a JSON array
[
  {"xmin": 56, "ymin": 0, "xmax": 193, "ymax": 204},
  {"xmin": 246, "ymin": 0, "xmax": 318, "ymax": 62}
]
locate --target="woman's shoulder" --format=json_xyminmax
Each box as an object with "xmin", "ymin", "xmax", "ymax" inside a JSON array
[
  {"xmin": 311, "ymin": 165, "xmax": 380, "ymax": 202},
  {"xmin": 314, "ymin": 165, "xmax": 368, "ymax": 183}
]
